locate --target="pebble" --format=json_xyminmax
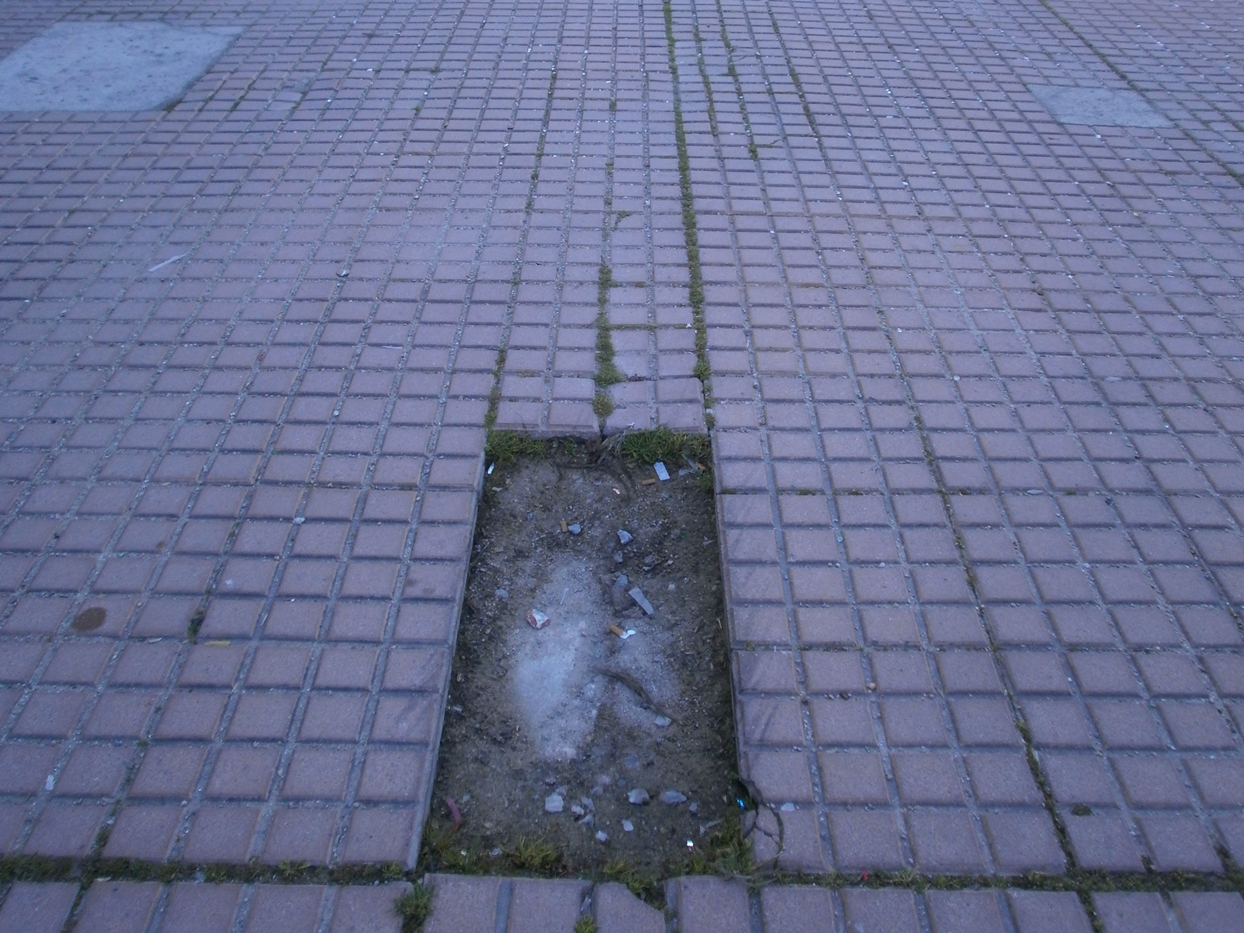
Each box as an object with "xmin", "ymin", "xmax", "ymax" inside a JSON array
[
  {"xmin": 618, "ymin": 529, "xmax": 634, "ymax": 545},
  {"xmin": 689, "ymin": 802, "xmax": 698, "ymax": 814},
  {"xmin": 627, "ymin": 788, "xmax": 651, "ymax": 805},
  {"xmin": 568, "ymin": 523, "xmax": 582, "ymax": 535},
  {"xmin": 545, "ymin": 793, "xmax": 564, "ymax": 814},
  {"xmin": 661, "ymin": 790, "xmax": 688, "ymax": 805},
  {"xmin": 611, "ymin": 574, "xmax": 631, "ymax": 611},
  {"xmin": 595, "ymin": 831, "xmax": 609, "ymax": 844},
  {"xmin": 494, "ymin": 588, "xmax": 508, "ymax": 600},
  {"xmin": 780, "ymin": 802, "xmax": 796, "ymax": 812},
  {"xmin": 654, "ymin": 715, "xmax": 672, "ymax": 728},
  {"xmin": 622, "ymin": 820, "xmax": 634, "ymax": 832}
]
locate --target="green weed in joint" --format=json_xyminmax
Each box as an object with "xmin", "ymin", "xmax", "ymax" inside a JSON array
[
  {"xmin": 394, "ymin": 883, "xmax": 434, "ymax": 933},
  {"xmin": 617, "ymin": 427, "xmax": 710, "ymax": 466},
  {"xmin": 485, "ymin": 430, "xmax": 544, "ymax": 467}
]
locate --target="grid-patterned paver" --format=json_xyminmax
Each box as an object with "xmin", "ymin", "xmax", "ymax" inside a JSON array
[{"xmin": 1, "ymin": 0, "xmax": 1244, "ymax": 929}]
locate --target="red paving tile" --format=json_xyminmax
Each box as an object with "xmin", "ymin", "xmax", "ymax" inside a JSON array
[{"xmin": 2, "ymin": 0, "xmax": 1244, "ymax": 927}]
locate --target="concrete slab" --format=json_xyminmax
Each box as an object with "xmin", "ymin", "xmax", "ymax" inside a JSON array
[
  {"xmin": 1028, "ymin": 84, "xmax": 1170, "ymax": 127},
  {"xmin": 0, "ymin": 21, "xmax": 240, "ymax": 111}
]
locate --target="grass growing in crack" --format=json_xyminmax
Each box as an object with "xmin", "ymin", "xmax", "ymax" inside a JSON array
[
  {"xmin": 595, "ymin": 263, "xmax": 623, "ymax": 387},
  {"xmin": 683, "ymin": 811, "xmax": 751, "ymax": 877},
  {"xmin": 394, "ymin": 884, "xmax": 434, "ymax": 933},
  {"xmin": 485, "ymin": 430, "xmax": 545, "ymax": 466},
  {"xmin": 663, "ymin": 0, "xmax": 713, "ymax": 424},
  {"xmin": 573, "ymin": 916, "xmax": 598, "ymax": 933},
  {"xmin": 593, "ymin": 390, "xmax": 616, "ymax": 418},
  {"xmin": 617, "ymin": 427, "xmax": 710, "ymax": 466},
  {"xmin": 186, "ymin": 604, "xmax": 206, "ymax": 642},
  {"xmin": 484, "ymin": 346, "xmax": 507, "ymax": 431},
  {"xmin": 601, "ymin": 858, "xmax": 663, "ymax": 905}
]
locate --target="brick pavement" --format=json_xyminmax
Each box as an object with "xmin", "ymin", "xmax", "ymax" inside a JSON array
[{"xmin": 1, "ymin": 0, "xmax": 1244, "ymax": 930}]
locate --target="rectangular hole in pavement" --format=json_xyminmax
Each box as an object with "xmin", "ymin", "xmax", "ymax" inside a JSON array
[{"xmin": 425, "ymin": 433, "xmax": 738, "ymax": 877}]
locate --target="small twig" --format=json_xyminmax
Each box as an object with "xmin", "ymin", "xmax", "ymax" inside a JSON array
[{"xmin": 592, "ymin": 664, "xmax": 673, "ymax": 719}]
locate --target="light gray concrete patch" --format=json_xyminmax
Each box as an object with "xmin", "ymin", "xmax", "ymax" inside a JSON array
[
  {"xmin": 0, "ymin": 21, "xmax": 241, "ymax": 111},
  {"xmin": 1028, "ymin": 85, "xmax": 1170, "ymax": 127}
]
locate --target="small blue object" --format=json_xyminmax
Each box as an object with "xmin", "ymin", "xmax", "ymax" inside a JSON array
[{"xmin": 736, "ymin": 798, "xmax": 746, "ymax": 809}]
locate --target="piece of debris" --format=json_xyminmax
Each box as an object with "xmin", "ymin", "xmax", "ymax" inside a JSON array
[
  {"xmin": 627, "ymin": 788, "xmax": 650, "ymax": 805},
  {"xmin": 617, "ymin": 529, "xmax": 634, "ymax": 545},
  {"xmin": 661, "ymin": 790, "xmax": 687, "ymax": 805},
  {"xmin": 621, "ymin": 629, "xmax": 636, "ymax": 640},
  {"xmin": 445, "ymin": 796, "xmax": 463, "ymax": 831},
  {"xmin": 689, "ymin": 802, "xmax": 698, "ymax": 814},
  {"xmin": 568, "ymin": 523, "xmax": 582, "ymax": 536},
  {"xmin": 781, "ymin": 802, "xmax": 796, "ymax": 812},
  {"xmin": 560, "ymin": 519, "xmax": 568, "ymax": 533},
  {"xmin": 526, "ymin": 609, "xmax": 550, "ymax": 630},
  {"xmin": 147, "ymin": 252, "xmax": 187, "ymax": 273},
  {"xmin": 622, "ymin": 820, "xmax": 634, "ymax": 832},
  {"xmin": 608, "ymin": 624, "xmax": 627, "ymax": 638},
  {"xmin": 628, "ymin": 586, "xmax": 654, "ymax": 616},
  {"xmin": 571, "ymin": 804, "xmax": 585, "ymax": 817},
  {"xmin": 654, "ymin": 715, "xmax": 672, "ymax": 728},
  {"xmin": 595, "ymin": 831, "xmax": 609, "ymax": 844},
  {"xmin": 495, "ymin": 588, "xmax": 509, "ymax": 600},
  {"xmin": 641, "ymin": 477, "xmax": 657, "ymax": 486},
  {"xmin": 545, "ymin": 793, "xmax": 564, "ymax": 814},
  {"xmin": 654, "ymin": 461, "xmax": 670, "ymax": 482}
]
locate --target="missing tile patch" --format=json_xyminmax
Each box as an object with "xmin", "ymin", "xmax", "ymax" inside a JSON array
[
  {"xmin": 426, "ymin": 436, "xmax": 738, "ymax": 875},
  {"xmin": 1028, "ymin": 85, "xmax": 1169, "ymax": 128},
  {"xmin": 0, "ymin": 21, "xmax": 241, "ymax": 112}
]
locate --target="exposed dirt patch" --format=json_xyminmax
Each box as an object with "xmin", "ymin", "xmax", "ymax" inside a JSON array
[{"xmin": 426, "ymin": 438, "xmax": 736, "ymax": 876}]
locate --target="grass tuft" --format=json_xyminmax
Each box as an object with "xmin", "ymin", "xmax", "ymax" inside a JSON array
[
  {"xmin": 617, "ymin": 427, "xmax": 710, "ymax": 466},
  {"xmin": 509, "ymin": 837, "xmax": 561, "ymax": 874},
  {"xmin": 394, "ymin": 884, "xmax": 434, "ymax": 933},
  {"xmin": 485, "ymin": 430, "xmax": 545, "ymax": 467}
]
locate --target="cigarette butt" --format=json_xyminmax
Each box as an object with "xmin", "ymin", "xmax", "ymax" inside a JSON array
[
  {"xmin": 560, "ymin": 519, "xmax": 568, "ymax": 532},
  {"xmin": 641, "ymin": 478, "xmax": 657, "ymax": 486},
  {"xmin": 608, "ymin": 624, "xmax": 626, "ymax": 637}
]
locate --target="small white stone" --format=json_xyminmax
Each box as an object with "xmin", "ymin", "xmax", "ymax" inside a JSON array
[{"xmin": 545, "ymin": 793, "xmax": 564, "ymax": 814}]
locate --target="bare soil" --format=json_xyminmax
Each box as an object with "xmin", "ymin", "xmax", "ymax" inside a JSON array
[{"xmin": 426, "ymin": 440, "xmax": 736, "ymax": 876}]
